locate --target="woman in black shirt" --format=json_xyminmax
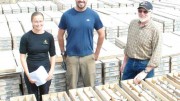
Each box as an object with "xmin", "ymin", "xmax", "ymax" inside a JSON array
[{"xmin": 19, "ymin": 12, "xmax": 56, "ymax": 101}]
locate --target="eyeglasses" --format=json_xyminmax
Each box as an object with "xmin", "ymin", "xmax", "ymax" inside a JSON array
[{"xmin": 138, "ymin": 9, "xmax": 149, "ymax": 14}]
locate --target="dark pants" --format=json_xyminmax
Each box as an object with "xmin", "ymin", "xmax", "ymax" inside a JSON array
[
  {"xmin": 24, "ymin": 73, "xmax": 51, "ymax": 101},
  {"xmin": 122, "ymin": 58, "xmax": 154, "ymax": 80}
]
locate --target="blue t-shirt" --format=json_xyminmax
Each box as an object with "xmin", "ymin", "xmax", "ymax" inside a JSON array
[{"xmin": 58, "ymin": 8, "xmax": 103, "ymax": 56}]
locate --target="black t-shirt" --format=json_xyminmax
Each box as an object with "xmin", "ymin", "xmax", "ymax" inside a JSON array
[{"xmin": 19, "ymin": 30, "xmax": 56, "ymax": 72}]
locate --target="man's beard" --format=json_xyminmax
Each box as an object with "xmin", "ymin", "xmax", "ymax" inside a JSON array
[
  {"xmin": 76, "ymin": 2, "xmax": 86, "ymax": 9},
  {"xmin": 139, "ymin": 16, "xmax": 150, "ymax": 22}
]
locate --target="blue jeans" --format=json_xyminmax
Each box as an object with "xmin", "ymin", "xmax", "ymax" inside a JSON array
[{"xmin": 122, "ymin": 58, "xmax": 154, "ymax": 80}]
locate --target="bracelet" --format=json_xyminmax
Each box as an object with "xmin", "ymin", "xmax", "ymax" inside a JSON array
[
  {"xmin": 61, "ymin": 51, "xmax": 66, "ymax": 56},
  {"xmin": 61, "ymin": 51, "xmax": 67, "ymax": 56},
  {"xmin": 143, "ymin": 69, "xmax": 149, "ymax": 73}
]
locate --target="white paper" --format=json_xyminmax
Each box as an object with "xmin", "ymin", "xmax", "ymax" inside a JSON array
[{"xmin": 29, "ymin": 66, "xmax": 49, "ymax": 86}]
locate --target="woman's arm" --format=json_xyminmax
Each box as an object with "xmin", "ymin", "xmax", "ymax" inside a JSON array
[
  {"xmin": 20, "ymin": 53, "xmax": 36, "ymax": 83},
  {"xmin": 46, "ymin": 55, "xmax": 56, "ymax": 81}
]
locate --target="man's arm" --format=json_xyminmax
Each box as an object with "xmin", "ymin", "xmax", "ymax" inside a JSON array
[
  {"xmin": 120, "ymin": 54, "xmax": 128, "ymax": 73},
  {"xmin": 58, "ymin": 29, "xmax": 66, "ymax": 53},
  {"xmin": 94, "ymin": 28, "xmax": 105, "ymax": 60},
  {"xmin": 134, "ymin": 29, "xmax": 162, "ymax": 84},
  {"xmin": 146, "ymin": 29, "xmax": 162, "ymax": 72}
]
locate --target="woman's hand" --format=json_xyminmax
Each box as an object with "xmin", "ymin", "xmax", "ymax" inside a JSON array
[
  {"xmin": 46, "ymin": 70, "xmax": 54, "ymax": 81},
  {"xmin": 28, "ymin": 76, "xmax": 36, "ymax": 84}
]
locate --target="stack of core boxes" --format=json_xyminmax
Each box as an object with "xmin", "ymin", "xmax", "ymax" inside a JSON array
[{"xmin": 101, "ymin": 58, "xmax": 120, "ymax": 85}]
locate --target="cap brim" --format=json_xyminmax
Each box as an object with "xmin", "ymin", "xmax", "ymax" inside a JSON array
[{"xmin": 137, "ymin": 6, "xmax": 148, "ymax": 11}]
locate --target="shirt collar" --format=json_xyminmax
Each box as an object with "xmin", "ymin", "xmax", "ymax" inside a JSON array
[{"xmin": 138, "ymin": 19, "xmax": 153, "ymax": 28}]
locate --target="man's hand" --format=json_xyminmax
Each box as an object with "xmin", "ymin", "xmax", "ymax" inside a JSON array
[
  {"xmin": 94, "ymin": 52, "xmax": 99, "ymax": 61},
  {"xmin": 120, "ymin": 64, "xmax": 125, "ymax": 73},
  {"xmin": 133, "ymin": 71, "xmax": 148, "ymax": 84}
]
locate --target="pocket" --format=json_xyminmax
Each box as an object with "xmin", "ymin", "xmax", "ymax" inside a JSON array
[
  {"xmin": 86, "ymin": 54, "xmax": 95, "ymax": 60},
  {"xmin": 92, "ymin": 54, "xmax": 95, "ymax": 60},
  {"xmin": 138, "ymin": 60, "xmax": 149, "ymax": 70},
  {"xmin": 140, "ymin": 60, "xmax": 148, "ymax": 65}
]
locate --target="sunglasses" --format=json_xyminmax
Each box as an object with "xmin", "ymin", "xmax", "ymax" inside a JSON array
[{"xmin": 138, "ymin": 9, "xmax": 149, "ymax": 14}]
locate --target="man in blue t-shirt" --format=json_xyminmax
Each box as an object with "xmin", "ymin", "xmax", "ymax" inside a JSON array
[{"xmin": 58, "ymin": 0, "xmax": 105, "ymax": 89}]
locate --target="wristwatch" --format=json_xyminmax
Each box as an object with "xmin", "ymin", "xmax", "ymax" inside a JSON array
[
  {"xmin": 61, "ymin": 51, "xmax": 65, "ymax": 56},
  {"xmin": 143, "ymin": 69, "xmax": 149, "ymax": 73}
]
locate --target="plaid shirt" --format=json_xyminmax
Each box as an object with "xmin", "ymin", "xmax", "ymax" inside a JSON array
[{"xmin": 124, "ymin": 19, "xmax": 162, "ymax": 67}]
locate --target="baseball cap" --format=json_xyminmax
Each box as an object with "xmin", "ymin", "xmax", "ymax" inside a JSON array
[{"xmin": 138, "ymin": 1, "xmax": 153, "ymax": 11}]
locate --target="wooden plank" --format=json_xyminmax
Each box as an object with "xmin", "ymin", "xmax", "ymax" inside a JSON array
[
  {"xmin": 95, "ymin": 85, "xmax": 111, "ymax": 101},
  {"xmin": 58, "ymin": 92, "xmax": 71, "ymax": 101},
  {"xmin": 25, "ymin": 94, "xmax": 36, "ymax": 101},
  {"xmin": 166, "ymin": 72, "xmax": 180, "ymax": 84},
  {"xmin": 153, "ymin": 1, "xmax": 180, "ymax": 10},
  {"xmin": 115, "ymin": 36, "xmax": 127, "ymax": 49},
  {"xmin": 121, "ymin": 80, "xmax": 149, "ymax": 101},
  {"xmin": 10, "ymin": 94, "xmax": 36, "ymax": 101},
  {"xmin": 110, "ymin": 84, "xmax": 134, "ymax": 101},
  {"xmin": 43, "ymin": 21, "xmax": 58, "ymax": 41},
  {"xmin": 146, "ymin": 77, "xmax": 177, "ymax": 101},
  {"xmin": 42, "ymin": 92, "xmax": 70, "ymax": 101},
  {"xmin": 0, "ymin": 15, "xmax": 7, "ymax": 23},
  {"xmin": 43, "ymin": 11, "xmax": 63, "ymax": 21},
  {"xmin": 95, "ymin": 84, "xmax": 133, "ymax": 101},
  {"xmin": 1, "ymin": 4, "xmax": 12, "ymax": 14},
  {"xmin": 10, "ymin": 4, "xmax": 20, "ymax": 14},
  {"xmin": 101, "ymin": 58, "xmax": 119, "ymax": 68},
  {"xmin": 0, "ymin": 51, "xmax": 16, "ymax": 73},
  {"xmin": 0, "ymin": 5, "xmax": 2, "ymax": 14},
  {"xmin": 31, "ymin": 1, "xmax": 43, "ymax": 11},
  {"xmin": 69, "ymin": 89, "xmax": 80, "ymax": 101},
  {"xmin": 8, "ymin": 21, "xmax": 24, "ymax": 50},
  {"xmin": 76, "ymin": 88, "xmax": 90, "ymax": 101},
  {"xmin": 83, "ymin": 87, "xmax": 102, "ymax": 101},
  {"xmin": 159, "ymin": 75, "xmax": 180, "ymax": 89},
  {"xmin": 39, "ymin": 1, "xmax": 52, "ymax": 11},
  {"xmin": 141, "ymin": 80, "xmax": 169, "ymax": 101},
  {"xmin": 17, "ymin": 2, "xmax": 28, "ymax": 13}
]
